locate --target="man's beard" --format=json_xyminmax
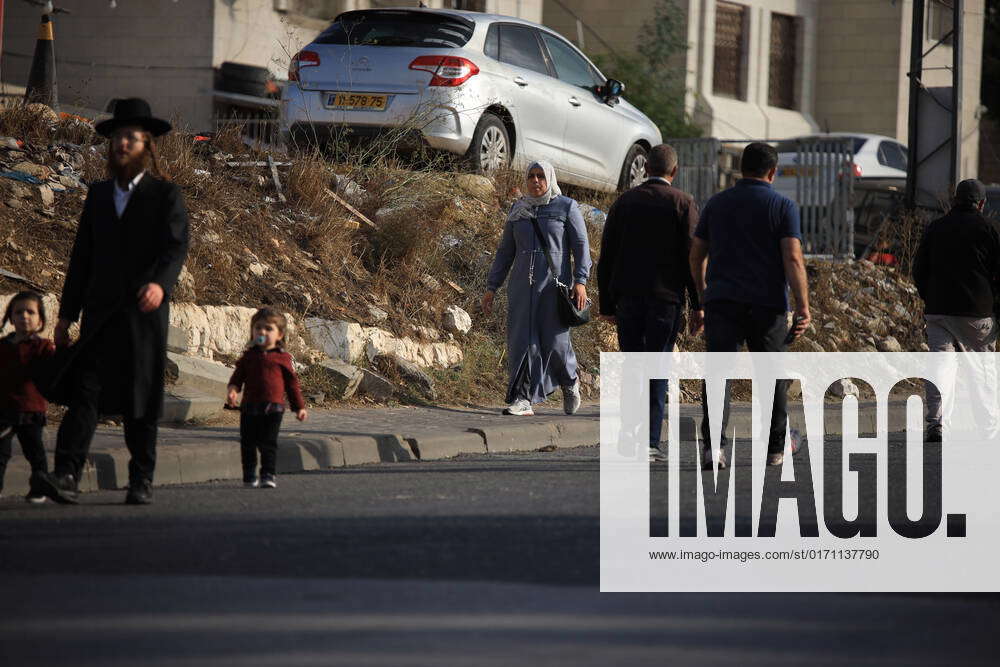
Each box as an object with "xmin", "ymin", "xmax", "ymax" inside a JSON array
[{"xmin": 110, "ymin": 151, "xmax": 146, "ymax": 180}]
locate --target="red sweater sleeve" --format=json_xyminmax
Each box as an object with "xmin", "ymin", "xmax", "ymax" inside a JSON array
[
  {"xmin": 279, "ymin": 353, "xmax": 305, "ymax": 411},
  {"xmin": 228, "ymin": 353, "xmax": 248, "ymax": 390}
]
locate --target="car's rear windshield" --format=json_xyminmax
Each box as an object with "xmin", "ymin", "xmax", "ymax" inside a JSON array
[
  {"xmin": 314, "ymin": 11, "xmax": 475, "ymax": 48},
  {"xmin": 775, "ymin": 136, "xmax": 867, "ymax": 155}
]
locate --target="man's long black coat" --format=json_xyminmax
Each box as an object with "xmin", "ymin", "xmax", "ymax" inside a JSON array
[{"xmin": 58, "ymin": 173, "xmax": 189, "ymax": 419}]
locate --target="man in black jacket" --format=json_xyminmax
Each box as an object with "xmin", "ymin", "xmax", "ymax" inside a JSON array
[
  {"xmin": 38, "ymin": 98, "xmax": 189, "ymax": 505},
  {"xmin": 597, "ymin": 144, "xmax": 700, "ymax": 462},
  {"xmin": 913, "ymin": 178, "xmax": 1000, "ymax": 442}
]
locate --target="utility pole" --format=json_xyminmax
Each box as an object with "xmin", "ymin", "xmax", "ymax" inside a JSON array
[
  {"xmin": 905, "ymin": 0, "xmax": 925, "ymax": 209},
  {"xmin": 905, "ymin": 0, "xmax": 965, "ymax": 209},
  {"xmin": 951, "ymin": 0, "xmax": 964, "ymax": 184}
]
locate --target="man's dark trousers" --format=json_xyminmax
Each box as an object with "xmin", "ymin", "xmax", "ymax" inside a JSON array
[
  {"xmin": 701, "ymin": 299, "xmax": 791, "ymax": 453},
  {"xmin": 616, "ymin": 295, "xmax": 683, "ymax": 447},
  {"xmin": 53, "ymin": 326, "xmax": 157, "ymax": 487}
]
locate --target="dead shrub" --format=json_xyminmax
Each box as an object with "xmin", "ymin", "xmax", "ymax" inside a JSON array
[
  {"xmin": 0, "ymin": 102, "xmax": 55, "ymax": 143},
  {"xmin": 286, "ymin": 150, "xmax": 334, "ymax": 210}
]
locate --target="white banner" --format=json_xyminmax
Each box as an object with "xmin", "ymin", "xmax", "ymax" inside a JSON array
[{"xmin": 600, "ymin": 352, "xmax": 1000, "ymax": 592}]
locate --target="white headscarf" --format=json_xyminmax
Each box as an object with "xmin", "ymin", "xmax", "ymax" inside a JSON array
[{"xmin": 509, "ymin": 161, "xmax": 562, "ymax": 220}]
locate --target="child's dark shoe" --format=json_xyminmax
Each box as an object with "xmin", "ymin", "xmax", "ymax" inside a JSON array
[{"xmin": 260, "ymin": 474, "xmax": 276, "ymax": 489}]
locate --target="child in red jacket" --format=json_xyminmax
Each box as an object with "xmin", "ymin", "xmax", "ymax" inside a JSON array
[
  {"xmin": 226, "ymin": 307, "xmax": 307, "ymax": 489},
  {"xmin": 0, "ymin": 291, "xmax": 56, "ymax": 503}
]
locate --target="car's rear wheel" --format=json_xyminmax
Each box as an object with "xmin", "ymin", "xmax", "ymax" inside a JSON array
[
  {"xmin": 618, "ymin": 144, "xmax": 648, "ymax": 191},
  {"xmin": 468, "ymin": 113, "xmax": 511, "ymax": 173}
]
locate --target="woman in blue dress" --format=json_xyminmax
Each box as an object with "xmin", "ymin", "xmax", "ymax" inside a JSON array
[{"xmin": 482, "ymin": 161, "xmax": 591, "ymax": 416}]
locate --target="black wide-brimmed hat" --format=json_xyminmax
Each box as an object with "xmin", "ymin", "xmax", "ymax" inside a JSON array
[{"xmin": 95, "ymin": 97, "xmax": 171, "ymax": 138}]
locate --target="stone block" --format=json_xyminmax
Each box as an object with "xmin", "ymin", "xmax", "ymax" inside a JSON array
[
  {"xmin": 443, "ymin": 305, "xmax": 472, "ymax": 334},
  {"xmin": 305, "ymin": 317, "xmax": 365, "ymax": 363},
  {"xmin": 315, "ymin": 359, "xmax": 363, "ymax": 400},
  {"xmin": 358, "ymin": 368, "xmax": 395, "ymax": 402},
  {"xmin": 166, "ymin": 352, "xmax": 233, "ymax": 397}
]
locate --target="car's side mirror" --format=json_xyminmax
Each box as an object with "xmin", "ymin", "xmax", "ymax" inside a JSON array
[{"xmin": 602, "ymin": 78, "xmax": 624, "ymax": 103}]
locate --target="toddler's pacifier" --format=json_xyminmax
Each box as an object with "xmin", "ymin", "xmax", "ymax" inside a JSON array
[{"xmin": 255, "ymin": 334, "xmax": 267, "ymax": 347}]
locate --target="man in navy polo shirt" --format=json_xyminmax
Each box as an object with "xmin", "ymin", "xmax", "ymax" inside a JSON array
[{"xmin": 689, "ymin": 142, "xmax": 811, "ymax": 469}]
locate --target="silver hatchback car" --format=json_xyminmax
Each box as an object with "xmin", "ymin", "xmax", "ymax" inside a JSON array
[{"xmin": 282, "ymin": 8, "xmax": 661, "ymax": 192}]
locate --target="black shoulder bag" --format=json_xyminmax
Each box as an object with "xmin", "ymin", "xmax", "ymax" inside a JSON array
[{"xmin": 529, "ymin": 216, "xmax": 591, "ymax": 327}]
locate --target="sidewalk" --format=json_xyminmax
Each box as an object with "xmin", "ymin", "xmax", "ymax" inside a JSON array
[
  {"xmin": 0, "ymin": 399, "xmax": 894, "ymax": 497},
  {"xmin": 1, "ymin": 402, "xmax": 599, "ymax": 496}
]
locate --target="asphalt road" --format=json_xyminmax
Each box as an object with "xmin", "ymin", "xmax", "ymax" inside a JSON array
[{"xmin": 0, "ymin": 446, "xmax": 996, "ymax": 666}]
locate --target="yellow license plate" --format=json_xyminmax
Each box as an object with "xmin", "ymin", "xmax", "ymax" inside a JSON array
[
  {"xmin": 780, "ymin": 166, "xmax": 816, "ymax": 177},
  {"xmin": 325, "ymin": 92, "xmax": 388, "ymax": 111}
]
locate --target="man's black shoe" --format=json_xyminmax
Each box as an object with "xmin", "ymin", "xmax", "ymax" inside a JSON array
[
  {"xmin": 37, "ymin": 472, "xmax": 80, "ymax": 505},
  {"xmin": 124, "ymin": 481, "xmax": 153, "ymax": 505}
]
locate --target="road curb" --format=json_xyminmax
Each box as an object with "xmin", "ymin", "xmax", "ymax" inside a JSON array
[
  {"xmin": 406, "ymin": 431, "xmax": 487, "ymax": 460},
  {"xmin": 688, "ymin": 402, "xmax": 900, "ymax": 437},
  {"xmin": 0, "ymin": 414, "xmax": 601, "ymax": 497},
  {"xmin": 470, "ymin": 417, "xmax": 599, "ymax": 453}
]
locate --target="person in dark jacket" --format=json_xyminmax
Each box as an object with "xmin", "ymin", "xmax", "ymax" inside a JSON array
[
  {"xmin": 912, "ymin": 178, "xmax": 1000, "ymax": 441},
  {"xmin": 597, "ymin": 144, "xmax": 701, "ymax": 462},
  {"xmin": 226, "ymin": 308, "xmax": 308, "ymax": 489},
  {"xmin": 37, "ymin": 98, "xmax": 189, "ymax": 505}
]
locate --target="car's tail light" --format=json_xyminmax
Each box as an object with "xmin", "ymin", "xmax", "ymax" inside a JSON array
[
  {"xmin": 852, "ymin": 162, "xmax": 862, "ymax": 178},
  {"xmin": 409, "ymin": 55, "xmax": 480, "ymax": 86},
  {"xmin": 289, "ymin": 50, "xmax": 320, "ymax": 82}
]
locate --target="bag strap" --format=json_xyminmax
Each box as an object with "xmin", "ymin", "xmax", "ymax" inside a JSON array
[{"xmin": 529, "ymin": 217, "xmax": 567, "ymax": 289}]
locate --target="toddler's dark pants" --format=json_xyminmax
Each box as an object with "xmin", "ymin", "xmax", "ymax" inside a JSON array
[
  {"xmin": 240, "ymin": 412, "xmax": 284, "ymax": 479},
  {"xmin": 0, "ymin": 423, "xmax": 47, "ymax": 494}
]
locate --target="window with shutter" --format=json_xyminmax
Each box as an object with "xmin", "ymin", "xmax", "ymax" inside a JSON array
[
  {"xmin": 768, "ymin": 13, "xmax": 798, "ymax": 110},
  {"xmin": 452, "ymin": 0, "xmax": 487, "ymax": 11},
  {"xmin": 713, "ymin": 2, "xmax": 747, "ymax": 100}
]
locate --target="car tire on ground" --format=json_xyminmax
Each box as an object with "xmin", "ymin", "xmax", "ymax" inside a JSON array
[
  {"xmin": 467, "ymin": 113, "xmax": 511, "ymax": 173},
  {"xmin": 618, "ymin": 143, "xmax": 648, "ymax": 191}
]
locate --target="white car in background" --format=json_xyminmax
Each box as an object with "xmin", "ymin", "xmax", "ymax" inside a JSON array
[
  {"xmin": 773, "ymin": 133, "xmax": 908, "ymax": 206},
  {"xmin": 281, "ymin": 7, "xmax": 661, "ymax": 191}
]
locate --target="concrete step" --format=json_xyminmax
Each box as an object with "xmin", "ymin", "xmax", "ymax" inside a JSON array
[
  {"xmin": 162, "ymin": 386, "xmax": 224, "ymax": 423},
  {"xmin": 165, "ymin": 352, "xmax": 233, "ymax": 399}
]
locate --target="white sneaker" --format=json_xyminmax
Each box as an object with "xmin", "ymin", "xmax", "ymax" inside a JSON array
[
  {"xmin": 562, "ymin": 379, "xmax": 581, "ymax": 415},
  {"xmin": 503, "ymin": 399, "xmax": 534, "ymax": 416},
  {"xmin": 648, "ymin": 446, "xmax": 668, "ymax": 462},
  {"xmin": 702, "ymin": 447, "xmax": 728, "ymax": 470},
  {"xmin": 768, "ymin": 429, "xmax": 805, "ymax": 466}
]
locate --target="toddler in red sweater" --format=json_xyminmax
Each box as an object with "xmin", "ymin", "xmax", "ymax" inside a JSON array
[
  {"xmin": 226, "ymin": 307, "xmax": 307, "ymax": 488},
  {"xmin": 0, "ymin": 291, "xmax": 56, "ymax": 503}
]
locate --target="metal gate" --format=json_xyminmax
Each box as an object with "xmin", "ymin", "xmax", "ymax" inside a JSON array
[
  {"xmin": 669, "ymin": 138, "xmax": 721, "ymax": 208},
  {"xmin": 786, "ymin": 137, "xmax": 855, "ymax": 257},
  {"xmin": 664, "ymin": 137, "xmax": 855, "ymax": 257}
]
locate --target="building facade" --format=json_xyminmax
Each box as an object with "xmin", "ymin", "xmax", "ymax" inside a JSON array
[{"xmin": 544, "ymin": 0, "xmax": 984, "ymax": 177}]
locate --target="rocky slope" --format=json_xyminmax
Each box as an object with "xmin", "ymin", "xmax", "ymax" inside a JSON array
[{"xmin": 0, "ymin": 104, "xmax": 928, "ymax": 415}]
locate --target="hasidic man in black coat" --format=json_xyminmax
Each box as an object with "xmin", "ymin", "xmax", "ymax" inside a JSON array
[{"xmin": 38, "ymin": 98, "xmax": 189, "ymax": 505}]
